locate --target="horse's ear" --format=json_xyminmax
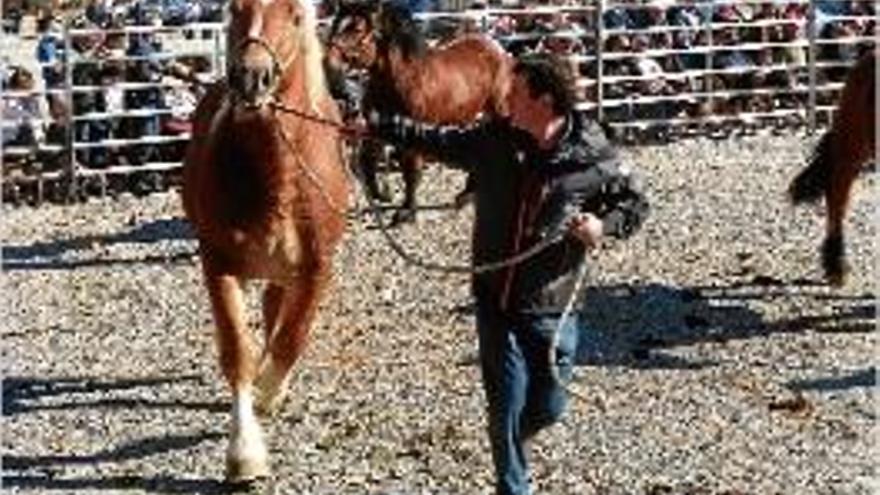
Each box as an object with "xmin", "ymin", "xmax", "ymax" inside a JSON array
[{"xmin": 371, "ymin": 2, "xmax": 387, "ymax": 34}]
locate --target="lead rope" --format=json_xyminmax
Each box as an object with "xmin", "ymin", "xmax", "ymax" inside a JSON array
[
  {"xmin": 550, "ymin": 257, "xmax": 593, "ymax": 405},
  {"xmin": 269, "ymin": 98, "xmax": 595, "ymax": 405},
  {"xmin": 269, "ymin": 97, "xmax": 568, "ymax": 275}
]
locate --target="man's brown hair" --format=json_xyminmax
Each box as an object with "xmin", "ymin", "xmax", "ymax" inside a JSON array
[{"xmin": 513, "ymin": 53, "xmax": 576, "ymax": 116}]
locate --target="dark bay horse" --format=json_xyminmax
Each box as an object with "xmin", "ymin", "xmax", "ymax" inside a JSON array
[
  {"xmin": 789, "ymin": 51, "xmax": 875, "ymax": 286},
  {"xmin": 182, "ymin": 0, "xmax": 349, "ymax": 480},
  {"xmin": 328, "ymin": 2, "xmax": 513, "ymax": 225}
]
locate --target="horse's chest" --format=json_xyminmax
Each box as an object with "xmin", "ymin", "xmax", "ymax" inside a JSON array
[{"xmin": 231, "ymin": 221, "xmax": 306, "ymax": 282}]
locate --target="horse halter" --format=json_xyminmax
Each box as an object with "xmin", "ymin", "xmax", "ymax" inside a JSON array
[
  {"xmin": 229, "ymin": 23, "xmax": 300, "ymax": 107},
  {"xmin": 329, "ymin": 18, "xmax": 378, "ymax": 68}
]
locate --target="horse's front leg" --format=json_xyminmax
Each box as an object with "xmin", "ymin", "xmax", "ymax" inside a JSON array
[
  {"xmin": 203, "ymin": 267, "xmax": 268, "ymax": 481},
  {"xmin": 254, "ymin": 268, "xmax": 329, "ymax": 416}
]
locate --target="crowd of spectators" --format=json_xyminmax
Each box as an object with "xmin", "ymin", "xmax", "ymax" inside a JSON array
[
  {"xmin": 3, "ymin": 0, "xmax": 217, "ymax": 185},
  {"xmin": 2, "ymin": 0, "xmax": 877, "ymax": 197},
  {"xmin": 470, "ymin": 0, "xmax": 875, "ymax": 130},
  {"xmin": 1, "ymin": 65, "xmax": 43, "ymax": 148}
]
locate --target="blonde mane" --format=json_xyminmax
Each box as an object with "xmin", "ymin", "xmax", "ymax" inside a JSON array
[{"xmin": 299, "ymin": 0, "xmax": 327, "ymax": 114}]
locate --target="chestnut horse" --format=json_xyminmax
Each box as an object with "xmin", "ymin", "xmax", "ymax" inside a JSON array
[
  {"xmin": 328, "ymin": 2, "xmax": 513, "ymax": 225},
  {"xmin": 789, "ymin": 51, "xmax": 875, "ymax": 286},
  {"xmin": 182, "ymin": 0, "xmax": 349, "ymax": 481}
]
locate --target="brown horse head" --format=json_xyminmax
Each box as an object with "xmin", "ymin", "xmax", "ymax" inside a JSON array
[
  {"xmin": 328, "ymin": 2, "xmax": 426, "ymax": 70},
  {"xmin": 328, "ymin": 1, "xmax": 514, "ymax": 226},
  {"xmin": 327, "ymin": 2, "xmax": 379, "ymax": 68},
  {"xmin": 227, "ymin": 0, "xmax": 324, "ymax": 108}
]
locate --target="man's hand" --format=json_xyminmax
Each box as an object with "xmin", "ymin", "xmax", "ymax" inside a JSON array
[
  {"xmin": 567, "ymin": 213, "xmax": 603, "ymax": 249},
  {"xmin": 347, "ymin": 110, "xmax": 387, "ymax": 139},
  {"xmin": 347, "ymin": 114, "xmax": 369, "ymax": 138}
]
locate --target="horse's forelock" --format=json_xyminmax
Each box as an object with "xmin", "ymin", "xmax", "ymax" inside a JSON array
[{"xmin": 378, "ymin": 4, "xmax": 425, "ymax": 59}]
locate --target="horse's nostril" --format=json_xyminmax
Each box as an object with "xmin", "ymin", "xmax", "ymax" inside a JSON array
[{"xmin": 260, "ymin": 69, "xmax": 273, "ymax": 91}]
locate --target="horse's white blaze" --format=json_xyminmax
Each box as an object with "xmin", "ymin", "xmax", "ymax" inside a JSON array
[
  {"xmin": 247, "ymin": 17, "xmax": 265, "ymax": 40},
  {"xmin": 337, "ymin": 17, "xmax": 355, "ymax": 35}
]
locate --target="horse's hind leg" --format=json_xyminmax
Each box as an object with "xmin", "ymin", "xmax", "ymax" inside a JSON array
[
  {"xmin": 391, "ymin": 150, "xmax": 422, "ymax": 226},
  {"xmin": 203, "ymin": 268, "xmax": 269, "ymax": 481},
  {"xmin": 262, "ymin": 283, "xmax": 286, "ymax": 344},
  {"xmin": 822, "ymin": 155, "xmax": 860, "ymax": 286},
  {"xmin": 254, "ymin": 269, "xmax": 328, "ymax": 416}
]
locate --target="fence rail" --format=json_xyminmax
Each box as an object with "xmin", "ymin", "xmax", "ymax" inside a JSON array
[{"xmin": 1, "ymin": 0, "xmax": 875, "ymax": 204}]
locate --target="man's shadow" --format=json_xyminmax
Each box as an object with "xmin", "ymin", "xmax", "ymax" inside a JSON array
[
  {"xmin": 1, "ymin": 374, "xmax": 236, "ymax": 494},
  {"xmin": 2, "ymin": 217, "xmax": 197, "ymax": 271},
  {"xmin": 574, "ymin": 276, "xmax": 875, "ymax": 374}
]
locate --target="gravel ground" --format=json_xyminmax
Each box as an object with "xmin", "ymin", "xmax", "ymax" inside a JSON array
[{"xmin": 2, "ymin": 132, "xmax": 877, "ymax": 495}]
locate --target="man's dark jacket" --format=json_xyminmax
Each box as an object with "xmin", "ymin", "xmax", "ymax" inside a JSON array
[{"xmin": 372, "ymin": 111, "xmax": 649, "ymax": 313}]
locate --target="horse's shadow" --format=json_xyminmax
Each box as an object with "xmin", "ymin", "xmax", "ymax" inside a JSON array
[
  {"xmin": 2, "ymin": 374, "xmax": 235, "ymax": 494},
  {"xmin": 1, "ymin": 217, "xmax": 197, "ymax": 271},
  {"xmin": 572, "ymin": 276, "xmax": 875, "ymax": 376},
  {"xmin": 2, "ymin": 375, "xmax": 225, "ymax": 416},
  {"xmin": 0, "ymin": 473, "xmax": 232, "ymax": 495}
]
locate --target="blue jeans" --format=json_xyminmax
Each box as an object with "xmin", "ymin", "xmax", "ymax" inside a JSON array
[{"xmin": 476, "ymin": 301, "xmax": 581, "ymax": 495}]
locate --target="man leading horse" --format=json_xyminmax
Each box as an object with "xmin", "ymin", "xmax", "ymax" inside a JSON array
[{"xmin": 365, "ymin": 53, "xmax": 650, "ymax": 495}]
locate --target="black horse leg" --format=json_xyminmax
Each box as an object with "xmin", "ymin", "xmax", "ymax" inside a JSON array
[
  {"xmin": 821, "ymin": 143, "xmax": 861, "ymax": 287},
  {"xmin": 391, "ymin": 151, "xmax": 422, "ymax": 226},
  {"xmin": 357, "ymin": 141, "xmax": 392, "ymax": 204},
  {"xmin": 821, "ymin": 233, "xmax": 849, "ymax": 287}
]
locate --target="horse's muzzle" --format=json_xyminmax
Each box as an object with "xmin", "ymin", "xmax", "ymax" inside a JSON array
[{"xmin": 229, "ymin": 63, "xmax": 277, "ymax": 107}]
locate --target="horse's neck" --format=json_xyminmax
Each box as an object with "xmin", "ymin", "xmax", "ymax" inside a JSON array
[
  {"xmin": 276, "ymin": 66, "xmax": 318, "ymax": 114},
  {"xmin": 382, "ymin": 47, "xmax": 425, "ymax": 98}
]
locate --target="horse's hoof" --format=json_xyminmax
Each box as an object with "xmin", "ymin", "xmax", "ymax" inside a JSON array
[
  {"xmin": 821, "ymin": 236, "xmax": 849, "ymax": 287},
  {"xmin": 825, "ymin": 265, "xmax": 850, "ymax": 287},
  {"xmin": 390, "ymin": 208, "xmax": 417, "ymax": 226},
  {"xmin": 226, "ymin": 454, "xmax": 270, "ymax": 483},
  {"xmin": 253, "ymin": 389, "xmax": 285, "ymax": 418},
  {"xmin": 373, "ymin": 188, "xmax": 393, "ymax": 204},
  {"xmin": 453, "ymin": 191, "xmax": 474, "ymax": 210},
  {"xmin": 365, "ymin": 181, "xmax": 392, "ymax": 204}
]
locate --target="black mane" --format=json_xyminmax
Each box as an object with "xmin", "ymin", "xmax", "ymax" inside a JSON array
[
  {"xmin": 333, "ymin": 1, "xmax": 426, "ymax": 60},
  {"xmin": 377, "ymin": 3, "xmax": 427, "ymax": 59}
]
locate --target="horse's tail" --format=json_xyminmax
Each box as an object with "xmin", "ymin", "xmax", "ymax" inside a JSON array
[{"xmin": 789, "ymin": 131, "xmax": 833, "ymax": 205}]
